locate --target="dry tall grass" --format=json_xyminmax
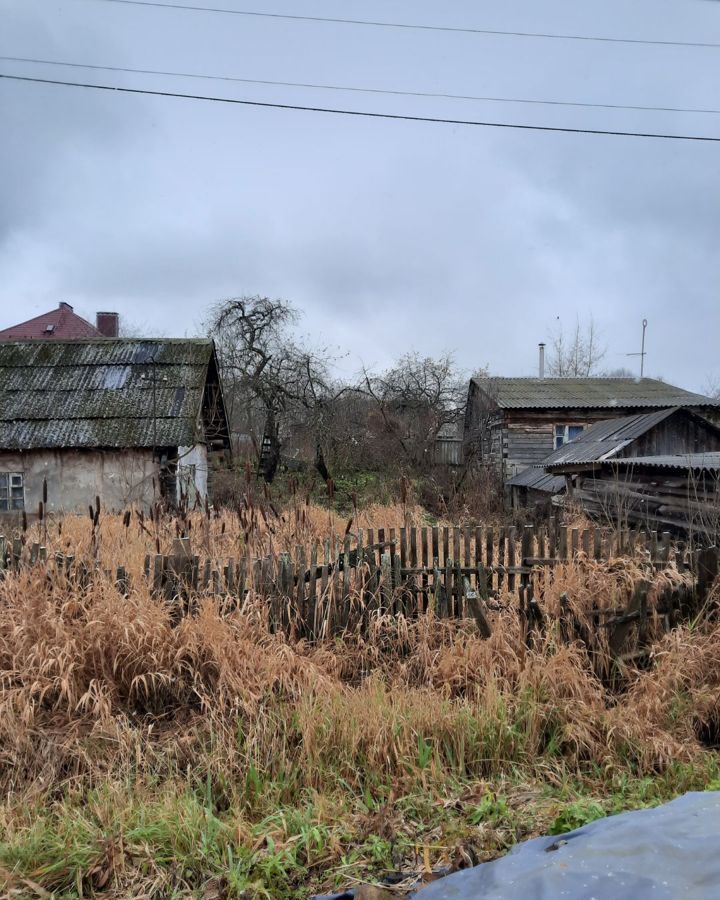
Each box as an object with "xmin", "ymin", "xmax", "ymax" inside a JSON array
[{"xmin": 0, "ymin": 509, "xmax": 718, "ymax": 897}]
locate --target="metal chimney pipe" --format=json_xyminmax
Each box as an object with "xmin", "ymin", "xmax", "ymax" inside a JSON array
[{"xmin": 538, "ymin": 343, "xmax": 545, "ymax": 379}]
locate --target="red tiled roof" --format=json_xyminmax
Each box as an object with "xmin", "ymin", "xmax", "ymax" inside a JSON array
[{"xmin": 0, "ymin": 303, "xmax": 102, "ymax": 340}]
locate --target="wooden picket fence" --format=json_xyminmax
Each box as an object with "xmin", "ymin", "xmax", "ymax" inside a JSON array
[{"xmin": 1, "ymin": 523, "xmax": 718, "ymax": 665}]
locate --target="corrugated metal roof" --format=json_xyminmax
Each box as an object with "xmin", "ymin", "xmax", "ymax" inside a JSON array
[
  {"xmin": 540, "ymin": 408, "xmax": 680, "ymax": 468},
  {"xmin": 608, "ymin": 453, "xmax": 720, "ymax": 473},
  {"xmin": 472, "ymin": 377, "xmax": 717, "ymax": 410},
  {"xmin": 0, "ymin": 339, "xmax": 216, "ymax": 450},
  {"xmin": 507, "ymin": 467, "xmax": 566, "ymax": 493}
]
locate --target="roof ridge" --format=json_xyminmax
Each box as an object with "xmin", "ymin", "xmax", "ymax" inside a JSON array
[{"xmin": 0, "ymin": 337, "xmax": 211, "ymax": 344}]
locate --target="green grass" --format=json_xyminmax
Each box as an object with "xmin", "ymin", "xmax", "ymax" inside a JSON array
[{"xmin": 2, "ymin": 759, "xmax": 719, "ymax": 898}]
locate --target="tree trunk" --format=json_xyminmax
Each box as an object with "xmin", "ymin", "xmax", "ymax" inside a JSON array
[{"xmin": 259, "ymin": 409, "xmax": 281, "ymax": 483}]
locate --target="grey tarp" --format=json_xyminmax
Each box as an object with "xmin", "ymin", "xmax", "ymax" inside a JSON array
[
  {"xmin": 416, "ymin": 791, "xmax": 720, "ymax": 899},
  {"xmin": 315, "ymin": 792, "xmax": 720, "ymax": 900}
]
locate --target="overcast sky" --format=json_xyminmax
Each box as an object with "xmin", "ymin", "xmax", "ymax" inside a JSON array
[{"xmin": 1, "ymin": 0, "xmax": 719, "ymax": 390}]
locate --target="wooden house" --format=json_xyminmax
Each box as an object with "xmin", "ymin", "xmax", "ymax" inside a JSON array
[
  {"xmin": 463, "ymin": 374, "xmax": 718, "ymax": 483},
  {"xmin": 0, "ymin": 338, "xmax": 231, "ymax": 516},
  {"xmin": 540, "ymin": 407, "xmax": 720, "ymax": 534}
]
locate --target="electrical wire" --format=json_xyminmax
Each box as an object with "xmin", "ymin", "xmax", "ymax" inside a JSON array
[
  {"xmin": 91, "ymin": 0, "xmax": 720, "ymax": 51},
  {"xmin": 2, "ymin": 72, "xmax": 720, "ymax": 142},
  {"xmin": 2, "ymin": 55, "xmax": 719, "ymax": 116}
]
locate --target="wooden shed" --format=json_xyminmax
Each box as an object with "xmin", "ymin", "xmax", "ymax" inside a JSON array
[
  {"xmin": 463, "ymin": 376, "xmax": 719, "ymax": 483},
  {"xmin": 541, "ymin": 408, "xmax": 720, "ymax": 534}
]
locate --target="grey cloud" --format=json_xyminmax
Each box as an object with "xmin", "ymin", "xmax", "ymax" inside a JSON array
[{"xmin": 1, "ymin": 0, "xmax": 719, "ymax": 389}]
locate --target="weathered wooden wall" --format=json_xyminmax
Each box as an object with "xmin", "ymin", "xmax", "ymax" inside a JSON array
[
  {"xmin": 573, "ymin": 466, "xmax": 720, "ymax": 536},
  {"xmin": 616, "ymin": 415, "xmax": 720, "ymax": 459},
  {"xmin": 500, "ymin": 410, "xmax": 626, "ymax": 479}
]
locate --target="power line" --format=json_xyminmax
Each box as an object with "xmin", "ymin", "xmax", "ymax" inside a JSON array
[
  {"xmin": 91, "ymin": 0, "xmax": 720, "ymax": 50},
  {"xmin": 3, "ymin": 55, "xmax": 720, "ymax": 116},
  {"xmin": 2, "ymin": 73, "xmax": 720, "ymax": 142}
]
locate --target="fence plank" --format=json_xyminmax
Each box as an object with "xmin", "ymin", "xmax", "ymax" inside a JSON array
[
  {"xmin": 486, "ymin": 527, "xmax": 494, "ymax": 591},
  {"xmin": 453, "ymin": 526, "xmax": 461, "ymax": 578},
  {"xmin": 297, "ymin": 545, "xmax": 306, "ymax": 628},
  {"xmin": 497, "ymin": 527, "xmax": 505, "ymax": 593},
  {"xmin": 537, "ymin": 528, "xmax": 546, "ymax": 561},
  {"xmin": 521, "ymin": 526, "xmax": 533, "ymax": 591},
  {"xmin": 507, "ymin": 527, "xmax": 517, "ymax": 594},
  {"xmin": 442, "ymin": 556, "xmax": 451, "ymax": 617},
  {"xmin": 389, "ymin": 528, "xmax": 397, "ymax": 595},
  {"xmin": 320, "ymin": 539, "xmax": 330, "ymax": 633},
  {"xmin": 581, "ymin": 529, "xmax": 590, "ymax": 557},
  {"xmin": 559, "ymin": 527, "xmax": 568, "ymax": 561},
  {"xmin": 308, "ymin": 543, "xmax": 318, "ymax": 638}
]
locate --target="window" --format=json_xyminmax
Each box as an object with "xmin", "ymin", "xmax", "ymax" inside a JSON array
[
  {"xmin": 554, "ymin": 425, "xmax": 584, "ymax": 450},
  {"xmin": 0, "ymin": 472, "xmax": 24, "ymax": 511}
]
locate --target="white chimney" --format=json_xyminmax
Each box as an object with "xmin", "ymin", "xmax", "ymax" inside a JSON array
[{"xmin": 538, "ymin": 343, "xmax": 545, "ymax": 379}]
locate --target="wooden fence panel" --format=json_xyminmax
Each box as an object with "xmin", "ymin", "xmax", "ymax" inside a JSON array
[{"xmin": 1, "ymin": 525, "xmax": 717, "ymax": 663}]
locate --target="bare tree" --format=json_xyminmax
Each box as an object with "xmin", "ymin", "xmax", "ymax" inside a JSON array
[
  {"xmin": 363, "ymin": 353, "xmax": 466, "ymax": 471},
  {"xmin": 547, "ymin": 316, "xmax": 606, "ymax": 377},
  {"xmin": 703, "ymin": 373, "xmax": 720, "ymax": 401},
  {"xmin": 207, "ymin": 296, "xmax": 342, "ymax": 481}
]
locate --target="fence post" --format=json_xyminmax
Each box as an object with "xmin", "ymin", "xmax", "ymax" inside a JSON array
[
  {"xmin": 559, "ymin": 592, "xmax": 569, "ymax": 643},
  {"xmin": 12, "ymin": 538, "xmax": 22, "ymax": 571},
  {"xmin": 463, "ymin": 575, "xmax": 492, "ymax": 638},
  {"xmin": 153, "ymin": 554, "xmax": 164, "ymax": 595},
  {"xmin": 116, "ymin": 565, "xmax": 129, "ymax": 597}
]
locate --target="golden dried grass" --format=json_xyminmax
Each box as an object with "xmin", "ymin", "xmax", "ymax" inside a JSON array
[
  {"xmin": 0, "ymin": 508, "xmax": 718, "ymax": 900},
  {"xmin": 0, "ymin": 542, "xmax": 715, "ymax": 804}
]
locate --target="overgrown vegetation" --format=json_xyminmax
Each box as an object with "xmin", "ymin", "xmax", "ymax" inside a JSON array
[{"xmin": 1, "ymin": 507, "xmax": 719, "ymax": 898}]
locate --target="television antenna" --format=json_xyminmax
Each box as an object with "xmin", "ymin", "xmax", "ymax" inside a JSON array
[{"xmin": 626, "ymin": 318, "xmax": 648, "ymax": 377}]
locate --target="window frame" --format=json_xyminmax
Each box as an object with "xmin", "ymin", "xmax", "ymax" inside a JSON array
[
  {"xmin": 554, "ymin": 424, "xmax": 585, "ymax": 450},
  {"xmin": 0, "ymin": 472, "xmax": 25, "ymax": 512}
]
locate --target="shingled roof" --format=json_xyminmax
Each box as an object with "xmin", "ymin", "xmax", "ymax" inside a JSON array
[
  {"xmin": 471, "ymin": 377, "xmax": 716, "ymax": 410},
  {"xmin": 0, "ymin": 339, "xmax": 228, "ymax": 450}
]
